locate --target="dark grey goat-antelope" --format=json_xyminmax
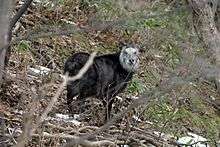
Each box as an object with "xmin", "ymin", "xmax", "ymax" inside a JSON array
[{"xmin": 64, "ymin": 45, "xmax": 140, "ymax": 121}]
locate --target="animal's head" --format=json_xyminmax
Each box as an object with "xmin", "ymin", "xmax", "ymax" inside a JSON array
[{"xmin": 119, "ymin": 43, "xmax": 140, "ymax": 72}]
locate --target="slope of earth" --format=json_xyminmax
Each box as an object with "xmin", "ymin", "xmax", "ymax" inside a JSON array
[{"xmin": 0, "ymin": 0, "xmax": 219, "ymax": 146}]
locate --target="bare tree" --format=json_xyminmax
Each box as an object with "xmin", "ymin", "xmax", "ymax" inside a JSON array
[
  {"xmin": 188, "ymin": 0, "xmax": 220, "ymax": 92},
  {"xmin": 0, "ymin": 0, "xmax": 12, "ymax": 86},
  {"xmin": 0, "ymin": 0, "xmax": 33, "ymax": 86},
  {"xmin": 5, "ymin": 0, "xmax": 33, "ymax": 66},
  {"xmin": 214, "ymin": 0, "xmax": 220, "ymax": 30}
]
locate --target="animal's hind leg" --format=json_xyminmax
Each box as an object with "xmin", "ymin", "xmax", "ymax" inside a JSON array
[
  {"xmin": 67, "ymin": 86, "xmax": 80, "ymax": 114},
  {"xmin": 67, "ymin": 91, "xmax": 87, "ymax": 115}
]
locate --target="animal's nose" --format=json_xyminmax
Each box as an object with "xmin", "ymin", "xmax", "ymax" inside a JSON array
[{"xmin": 129, "ymin": 59, "xmax": 134, "ymax": 63}]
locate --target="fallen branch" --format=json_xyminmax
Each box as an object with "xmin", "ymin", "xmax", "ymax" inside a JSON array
[
  {"xmin": 45, "ymin": 122, "xmax": 76, "ymax": 132},
  {"xmin": 33, "ymin": 132, "xmax": 116, "ymax": 147},
  {"xmin": 130, "ymin": 132, "xmax": 165, "ymax": 147},
  {"xmin": 9, "ymin": 132, "xmax": 117, "ymax": 147},
  {"xmin": 78, "ymin": 126, "xmax": 99, "ymax": 133}
]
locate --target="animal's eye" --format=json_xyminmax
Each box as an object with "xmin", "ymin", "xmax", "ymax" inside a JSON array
[{"xmin": 124, "ymin": 51, "xmax": 128, "ymax": 55}]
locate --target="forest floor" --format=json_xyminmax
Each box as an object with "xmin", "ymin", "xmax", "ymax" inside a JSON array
[{"xmin": 0, "ymin": 0, "xmax": 220, "ymax": 146}]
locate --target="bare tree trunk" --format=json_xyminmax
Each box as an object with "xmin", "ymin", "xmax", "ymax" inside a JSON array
[
  {"xmin": 215, "ymin": 1, "xmax": 220, "ymax": 30},
  {"xmin": 5, "ymin": 0, "xmax": 34, "ymax": 66},
  {"xmin": 0, "ymin": 0, "xmax": 12, "ymax": 86},
  {"xmin": 188, "ymin": 0, "xmax": 220, "ymax": 92},
  {"xmin": 0, "ymin": 0, "xmax": 33, "ymax": 87}
]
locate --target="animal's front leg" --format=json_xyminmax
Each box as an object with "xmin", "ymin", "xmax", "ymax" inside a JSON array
[
  {"xmin": 67, "ymin": 84, "xmax": 80, "ymax": 114},
  {"xmin": 67, "ymin": 92, "xmax": 76, "ymax": 114},
  {"xmin": 67, "ymin": 93, "xmax": 86, "ymax": 115}
]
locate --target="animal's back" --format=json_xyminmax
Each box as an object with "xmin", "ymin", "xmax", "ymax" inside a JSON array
[
  {"xmin": 64, "ymin": 52, "xmax": 90, "ymax": 76},
  {"xmin": 95, "ymin": 53, "xmax": 133, "ymax": 99},
  {"xmin": 65, "ymin": 52, "xmax": 98, "ymax": 100}
]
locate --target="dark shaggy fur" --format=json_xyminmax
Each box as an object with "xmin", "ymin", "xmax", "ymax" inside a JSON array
[{"xmin": 64, "ymin": 50, "xmax": 136, "ymax": 121}]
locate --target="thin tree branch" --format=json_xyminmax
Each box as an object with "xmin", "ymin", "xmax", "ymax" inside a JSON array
[
  {"xmin": 4, "ymin": 0, "xmax": 33, "ymax": 67},
  {"xmin": 0, "ymin": 0, "xmax": 12, "ymax": 85},
  {"xmin": 9, "ymin": 0, "xmax": 33, "ymax": 32}
]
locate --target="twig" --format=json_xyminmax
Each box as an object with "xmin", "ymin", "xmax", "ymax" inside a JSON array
[
  {"xmin": 32, "ymin": 132, "xmax": 116, "ymax": 147},
  {"xmin": 130, "ymin": 132, "xmax": 166, "ymax": 147},
  {"xmin": 78, "ymin": 126, "xmax": 99, "ymax": 132},
  {"xmin": 13, "ymin": 30, "xmax": 73, "ymax": 44},
  {"xmin": 32, "ymin": 132, "xmax": 81, "ymax": 140},
  {"xmin": 9, "ymin": 132, "xmax": 116, "ymax": 147},
  {"xmin": 45, "ymin": 122, "xmax": 75, "ymax": 132},
  {"xmin": 4, "ymin": 0, "xmax": 33, "ymax": 67},
  {"xmin": 131, "ymin": 127, "xmax": 159, "ymax": 139}
]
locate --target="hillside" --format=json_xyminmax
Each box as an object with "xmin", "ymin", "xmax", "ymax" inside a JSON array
[{"xmin": 0, "ymin": 0, "xmax": 220, "ymax": 146}]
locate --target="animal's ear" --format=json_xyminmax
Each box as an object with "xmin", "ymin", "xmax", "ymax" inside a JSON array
[
  {"xmin": 137, "ymin": 45, "xmax": 145, "ymax": 53},
  {"xmin": 118, "ymin": 41, "xmax": 127, "ymax": 49},
  {"xmin": 139, "ymin": 48, "xmax": 145, "ymax": 53}
]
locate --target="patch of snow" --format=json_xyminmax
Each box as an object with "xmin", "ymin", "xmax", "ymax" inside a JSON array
[
  {"xmin": 132, "ymin": 115, "xmax": 142, "ymax": 122},
  {"xmin": 210, "ymin": 96, "xmax": 215, "ymax": 101},
  {"xmin": 130, "ymin": 96, "xmax": 139, "ymax": 100},
  {"xmin": 189, "ymin": 82, "xmax": 197, "ymax": 86},
  {"xmin": 145, "ymin": 120, "xmax": 153, "ymax": 125},
  {"xmin": 154, "ymin": 54, "xmax": 163, "ymax": 58},
  {"xmin": 55, "ymin": 113, "xmax": 70, "ymax": 120},
  {"xmin": 33, "ymin": 0, "xmax": 41, "ymax": 3},
  {"xmin": 13, "ymin": 109, "xmax": 23, "ymax": 115},
  {"xmin": 8, "ymin": 127, "xmax": 22, "ymax": 136},
  {"xmin": 154, "ymin": 131, "xmax": 167, "ymax": 140},
  {"xmin": 47, "ymin": 113, "xmax": 81, "ymax": 126},
  {"xmin": 176, "ymin": 132, "xmax": 209, "ymax": 147},
  {"xmin": 61, "ymin": 19, "xmax": 76, "ymax": 25},
  {"xmin": 116, "ymin": 96, "xmax": 123, "ymax": 101},
  {"xmin": 27, "ymin": 65, "xmax": 51, "ymax": 77},
  {"xmin": 121, "ymin": 145, "xmax": 129, "ymax": 147},
  {"xmin": 18, "ymin": 1, "xmax": 24, "ymax": 5},
  {"xmin": 154, "ymin": 131, "xmax": 174, "ymax": 142},
  {"xmin": 36, "ymin": 65, "xmax": 51, "ymax": 72},
  {"xmin": 72, "ymin": 96, "xmax": 78, "ymax": 100},
  {"xmin": 73, "ymin": 114, "xmax": 80, "ymax": 120}
]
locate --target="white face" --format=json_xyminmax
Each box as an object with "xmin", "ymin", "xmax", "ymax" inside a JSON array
[{"xmin": 119, "ymin": 46, "xmax": 140, "ymax": 72}]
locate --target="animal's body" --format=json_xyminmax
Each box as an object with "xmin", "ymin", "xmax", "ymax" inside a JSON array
[{"xmin": 64, "ymin": 44, "xmax": 140, "ymax": 121}]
